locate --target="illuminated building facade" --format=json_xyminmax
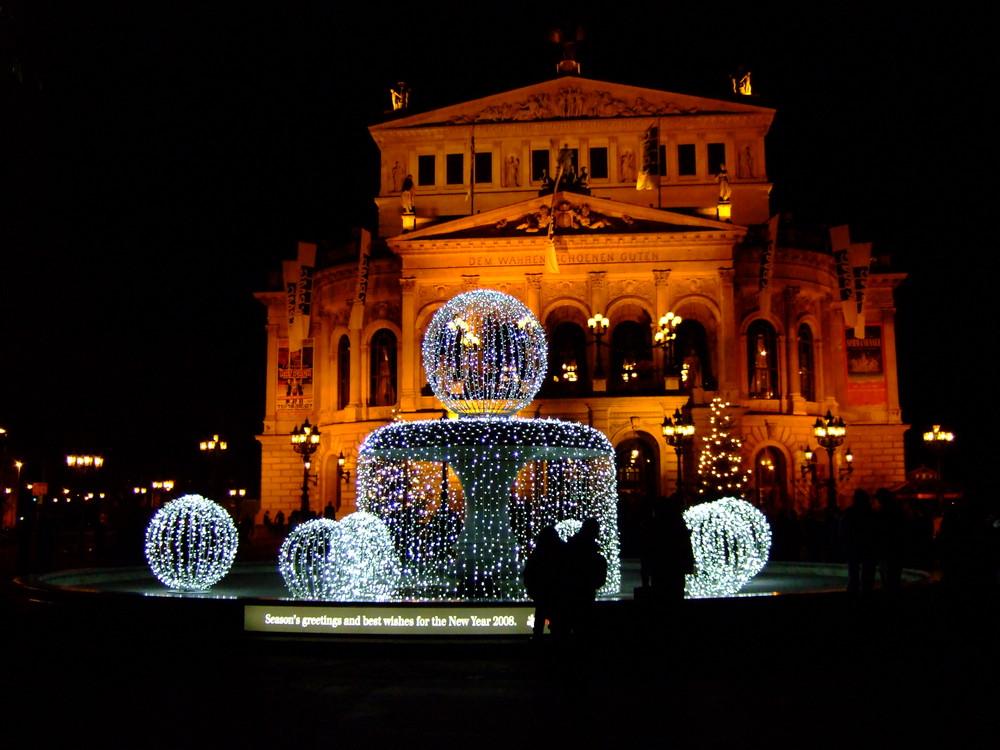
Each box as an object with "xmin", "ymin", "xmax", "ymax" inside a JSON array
[{"xmin": 255, "ymin": 75, "xmax": 906, "ymax": 536}]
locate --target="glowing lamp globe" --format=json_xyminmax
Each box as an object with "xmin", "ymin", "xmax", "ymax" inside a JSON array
[
  {"xmin": 683, "ymin": 497, "xmax": 771, "ymax": 598},
  {"xmin": 145, "ymin": 495, "xmax": 238, "ymax": 591},
  {"xmin": 422, "ymin": 289, "xmax": 547, "ymax": 416}
]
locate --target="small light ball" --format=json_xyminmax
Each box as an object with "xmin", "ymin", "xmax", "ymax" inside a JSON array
[
  {"xmin": 279, "ymin": 518, "xmax": 341, "ymax": 600},
  {"xmin": 145, "ymin": 494, "xmax": 238, "ymax": 591}
]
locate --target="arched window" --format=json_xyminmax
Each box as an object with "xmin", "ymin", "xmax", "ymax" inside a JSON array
[
  {"xmin": 544, "ymin": 322, "xmax": 588, "ymax": 396},
  {"xmin": 747, "ymin": 320, "xmax": 779, "ymax": 399},
  {"xmin": 337, "ymin": 335, "xmax": 351, "ymax": 410},
  {"xmin": 611, "ymin": 319, "xmax": 653, "ymax": 392},
  {"xmin": 797, "ymin": 323, "xmax": 816, "ymax": 402},
  {"xmin": 753, "ymin": 446, "xmax": 787, "ymax": 515},
  {"xmin": 676, "ymin": 319, "xmax": 714, "ymax": 390},
  {"xmin": 615, "ymin": 437, "xmax": 658, "ymax": 556},
  {"xmin": 369, "ymin": 329, "xmax": 397, "ymax": 406}
]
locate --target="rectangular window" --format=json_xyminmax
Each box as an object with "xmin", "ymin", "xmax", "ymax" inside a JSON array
[
  {"xmin": 677, "ymin": 144, "xmax": 696, "ymax": 176},
  {"xmin": 417, "ymin": 154, "xmax": 436, "ymax": 186},
  {"xmin": 707, "ymin": 143, "xmax": 727, "ymax": 175},
  {"xmin": 446, "ymin": 153, "xmax": 464, "ymax": 185},
  {"xmin": 531, "ymin": 149, "xmax": 549, "ymax": 181},
  {"xmin": 658, "ymin": 145, "xmax": 667, "ymax": 178},
  {"xmin": 474, "ymin": 152, "xmax": 492, "ymax": 183},
  {"xmin": 589, "ymin": 147, "xmax": 608, "ymax": 179}
]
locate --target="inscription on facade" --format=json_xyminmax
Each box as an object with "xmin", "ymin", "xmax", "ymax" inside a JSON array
[{"xmin": 467, "ymin": 250, "xmax": 660, "ymax": 267}]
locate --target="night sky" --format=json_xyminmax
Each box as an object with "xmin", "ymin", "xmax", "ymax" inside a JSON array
[{"xmin": 1, "ymin": 2, "xmax": 990, "ymax": 492}]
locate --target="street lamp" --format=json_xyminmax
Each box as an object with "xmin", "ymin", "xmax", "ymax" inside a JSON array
[
  {"xmin": 812, "ymin": 410, "xmax": 848, "ymax": 510},
  {"xmin": 923, "ymin": 424, "xmax": 955, "ymax": 507},
  {"xmin": 653, "ymin": 311, "xmax": 682, "ymax": 378},
  {"xmin": 199, "ymin": 434, "xmax": 228, "ymax": 498},
  {"xmin": 586, "ymin": 312, "xmax": 610, "ymax": 379},
  {"xmin": 291, "ymin": 419, "xmax": 321, "ymax": 516},
  {"xmin": 661, "ymin": 409, "xmax": 696, "ymax": 492}
]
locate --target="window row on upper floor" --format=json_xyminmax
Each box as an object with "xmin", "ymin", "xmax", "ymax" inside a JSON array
[{"xmin": 386, "ymin": 138, "xmax": 756, "ymax": 192}]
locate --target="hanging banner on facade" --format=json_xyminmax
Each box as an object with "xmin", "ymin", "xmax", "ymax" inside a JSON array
[
  {"xmin": 849, "ymin": 241, "xmax": 871, "ymax": 335},
  {"xmin": 277, "ymin": 339, "xmax": 314, "ymax": 411},
  {"xmin": 636, "ymin": 123, "xmax": 659, "ymax": 190},
  {"xmin": 349, "ymin": 229, "xmax": 372, "ymax": 329},
  {"xmin": 830, "ymin": 224, "xmax": 855, "ymax": 326},
  {"xmin": 845, "ymin": 325, "xmax": 886, "ymax": 405},
  {"xmin": 283, "ymin": 242, "xmax": 317, "ymax": 352},
  {"xmin": 759, "ymin": 214, "xmax": 779, "ymax": 315}
]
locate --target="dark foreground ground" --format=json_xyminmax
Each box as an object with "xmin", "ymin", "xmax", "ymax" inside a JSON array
[{"xmin": 2, "ymin": 536, "xmax": 998, "ymax": 748}]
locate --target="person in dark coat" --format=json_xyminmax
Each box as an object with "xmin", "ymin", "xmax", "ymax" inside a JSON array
[
  {"xmin": 563, "ymin": 518, "xmax": 608, "ymax": 638},
  {"xmin": 523, "ymin": 526, "xmax": 566, "ymax": 639},
  {"xmin": 642, "ymin": 494, "xmax": 695, "ymax": 602},
  {"xmin": 874, "ymin": 488, "xmax": 908, "ymax": 596},
  {"xmin": 841, "ymin": 489, "xmax": 877, "ymax": 598}
]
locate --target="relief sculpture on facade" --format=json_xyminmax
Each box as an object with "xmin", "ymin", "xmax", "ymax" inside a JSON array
[{"xmin": 450, "ymin": 86, "xmax": 700, "ymax": 124}]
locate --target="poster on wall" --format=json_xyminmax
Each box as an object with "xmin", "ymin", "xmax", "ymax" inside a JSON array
[
  {"xmin": 845, "ymin": 325, "xmax": 886, "ymax": 406},
  {"xmin": 277, "ymin": 339, "xmax": 314, "ymax": 411}
]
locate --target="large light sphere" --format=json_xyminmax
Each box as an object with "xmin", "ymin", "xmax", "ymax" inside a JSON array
[
  {"xmin": 327, "ymin": 511, "xmax": 401, "ymax": 600},
  {"xmin": 422, "ymin": 289, "xmax": 547, "ymax": 416},
  {"xmin": 683, "ymin": 497, "xmax": 771, "ymax": 598},
  {"xmin": 145, "ymin": 494, "xmax": 238, "ymax": 591}
]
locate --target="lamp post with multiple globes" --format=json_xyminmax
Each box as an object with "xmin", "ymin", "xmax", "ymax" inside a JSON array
[
  {"xmin": 586, "ymin": 312, "xmax": 610, "ymax": 379},
  {"xmin": 199, "ymin": 434, "xmax": 228, "ymax": 500},
  {"xmin": 661, "ymin": 409, "xmax": 696, "ymax": 493},
  {"xmin": 291, "ymin": 419, "xmax": 321, "ymax": 516},
  {"xmin": 812, "ymin": 411, "xmax": 851, "ymax": 510},
  {"xmin": 653, "ymin": 311, "xmax": 682, "ymax": 383},
  {"xmin": 923, "ymin": 424, "xmax": 955, "ymax": 506}
]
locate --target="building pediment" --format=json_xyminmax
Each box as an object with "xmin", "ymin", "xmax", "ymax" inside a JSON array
[
  {"xmin": 372, "ymin": 76, "xmax": 774, "ymax": 130},
  {"xmin": 388, "ymin": 192, "xmax": 744, "ymax": 248}
]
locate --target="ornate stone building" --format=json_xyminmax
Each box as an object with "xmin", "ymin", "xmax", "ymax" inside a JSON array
[{"xmin": 255, "ymin": 75, "xmax": 906, "ymax": 535}]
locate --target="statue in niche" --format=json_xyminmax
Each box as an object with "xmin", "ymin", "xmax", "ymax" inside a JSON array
[
  {"xmin": 738, "ymin": 145, "xmax": 755, "ymax": 179},
  {"xmin": 619, "ymin": 150, "xmax": 636, "ymax": 182},
  {"xmin": 401, "ymin": 174, "xmax": 415, "ymax": 214},
  {"xmin": 391, "ymin": 161, "xmax": 404, "ymax": 193},
  {"xmin": 717, "ymin": 164, "xmax": 732, "ymax": 202},
  {"xmin": 503, "ymin": 156, "xmax": 520, "ymax": 187},
  {"xmin": 682, "ymin": 349, "xmax": 703, "ymax": 389},
  {"xmin": 577, "ymin": 167, "xmax": 589, "ymax": 191}
]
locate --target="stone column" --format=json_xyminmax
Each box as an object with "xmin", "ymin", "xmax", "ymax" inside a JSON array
[
  {"xmin": 784, "ymin": 287, "xmax": 806, "ymax": 414},
  {"xmin": 399, "ymin": 277, "xmax": 418, "ymax": 412},
  {"xmin": 588, "ymin": 271, "xmax": 609, "ymax": 390},
  {"xmin": 525, "ymin": 273, "xmax": 542, "ymax": 320},
  {"xmin": 718, "ymin": 268, "xmax": 739, "ymax": 399},
  {"xmin": 880, "ymin": 307, "xmax": 902, "ymax": 423}
]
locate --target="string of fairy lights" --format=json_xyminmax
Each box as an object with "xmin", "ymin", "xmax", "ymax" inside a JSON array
[
  {"xmin": 145, "ymin": 290, "xmax": 628, "ymax": 601},
  {"xmin": 696, "ymin": 397, "xmax": 752, "ymax": 499},
  {"xmin": 423, "ymin": 289, "xmax": 548, "ymax": 416},
  {"xmin": 683, "ymin": 497, "xmax": 772, "ymax": 598},
  {"xmin": 144, "ymin": 494, "xmax": 238, "ymax": 591}
]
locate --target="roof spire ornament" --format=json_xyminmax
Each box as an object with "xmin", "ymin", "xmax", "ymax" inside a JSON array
[{"xmin": 549, "ymin": 25, "xmax": 584, "ymax": 76}]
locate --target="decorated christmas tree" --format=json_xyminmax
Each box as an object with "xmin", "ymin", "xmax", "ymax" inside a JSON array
[{"xmin": 696, "ymin": 397, "xmax": 751, "ymax": 500}]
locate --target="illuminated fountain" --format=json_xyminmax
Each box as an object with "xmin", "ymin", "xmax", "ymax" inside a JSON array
[{"xmin": 356, "ymin": 289, "xmax": 620, "ymax": 600}]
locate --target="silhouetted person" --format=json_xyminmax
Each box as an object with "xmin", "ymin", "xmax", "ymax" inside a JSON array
[
  {"xmin": 564, "ymin": 518, "xmax": 607, "ymax": 638},
  {"xmin": 523, "ymin": 526, "xmax": 566, "ymax": 639},
  {"xmin": 324, "ymin": 502, "xmax": 336, "ymax": 519},
  {"xmin": 841, "ymin": 489, "xmax": 877, "ymax": 599},
  {"xmin": 641, "ymin": 494, "xmax": 694, "ymax": 602},
  {"xmin": 874, "ymin": 488, "xmax": 908, "ymax": 597},
  {"xmin": 274, "ymin": 509, "xmax": 285, "ymax": 536}
]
